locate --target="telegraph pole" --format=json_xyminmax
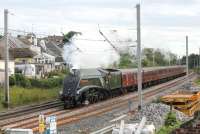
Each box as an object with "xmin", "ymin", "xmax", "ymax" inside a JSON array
[
  {"xmin": 4, "ymin": 9, "xmax": 9, "ymax": 107},
  {"xmin": 186, "ymin": 36, "xmax": 189, "ymax": 79},
  {"xmin": 136, "ymin": 4, "xmax": 142, "ymax": 110}
]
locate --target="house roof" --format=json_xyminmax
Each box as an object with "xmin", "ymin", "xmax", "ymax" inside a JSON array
[
  {"xmin": 34, "ymin": 52, "xmax": 55, "ymax": 59},
  {"xmin": 17, "ymin": 37, "xmax": 32, "ymax": 46},
  {"xmin": 39, "ymin": 40, "xmax": 64, "ymax": 62},
  {"xmin": 0, "ymin": 36, "xmax": 37, "ymax": 59},
  {"xmin": 9, "ymin": 48, "xmax": 36, "ymax": 58},
  {"xmin": 55, "ymin": 56, "xmax": 64, "ymax": 62},
  {"xmin": 45, "ymin": 41, "xmax": 63, "ymax": 56},
  {"xmin": 3, "ymin": 36, "xmax": 29, "ymax": 48}
]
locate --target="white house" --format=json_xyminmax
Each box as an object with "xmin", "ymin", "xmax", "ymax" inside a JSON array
[
  {"xmin": 15, "ymin": 64, "xmax": 36, "ymax": 77},
  {"xmin": 0, "ymin": 60, "xmax": 15, "ymax": 84},
  {"xmin": 34, "ymin": 52, "xmax": 55, "ymax": 64}
]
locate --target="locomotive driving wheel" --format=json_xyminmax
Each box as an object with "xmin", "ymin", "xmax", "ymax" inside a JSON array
[
  {"xmin": 82, "ymin": 88, "xmax": 108, "ymax": 105},
  {"xmin": 98, "ymin": 92, "xmax": 104, "ymax": 101},
  {"xmin": 83, "ymin": 88, "xmax": 99, "ymax": 105}
]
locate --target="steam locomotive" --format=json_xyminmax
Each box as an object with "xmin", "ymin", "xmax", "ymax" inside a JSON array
[{"xmin": 60, "ymin": 66, "xmax": 186, "ymax": 109}]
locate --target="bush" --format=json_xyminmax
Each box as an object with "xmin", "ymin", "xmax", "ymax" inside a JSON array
[
  {"xmin": 46, "ymin": 69, "xmax": 69, "ymax": 78},
  {"xmin": 15, "ymin": 73, "xmax": 25, "ymax": 85},
  {"xmin": 22, "ymin": 78, "xmax": 31, "ymax": 88},
  {"xmin": 30, "ymin": 77, "xmax": 63, "ymax": 88},
  {"xmin": 165, "ymin": 112, "xmax": 178, "ymax": 126},
  {"xmin": 14, "ymin": 74, "xmax": 31, "ymax": 88},
  {"xmin": 157, "ymin": 112, "xmax": 181, "ymax": 134},
  {"xmin": 61, "ymin": 69, "xmax": 69, "ymax": 74},
  {"xmin": 9, "ymin": 75, "xmax": 16, "ymax": 86},
  {"xmin": 10, "ymin": 73, "xmax": 64, "ymax": 89}
]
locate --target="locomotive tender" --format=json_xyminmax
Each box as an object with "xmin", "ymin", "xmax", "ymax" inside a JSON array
[{"xmin": 60, "ymin": 66, "xmax": 186, "ymax": 108}]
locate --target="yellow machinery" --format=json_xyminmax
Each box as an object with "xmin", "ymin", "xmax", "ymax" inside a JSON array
[{"xmin": 161, "ymin": 90, "xmax": 200, "ymax": 116}]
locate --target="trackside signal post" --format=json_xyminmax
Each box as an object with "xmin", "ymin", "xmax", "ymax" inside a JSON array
[
  {"xmin": 4, "ymin": 9, "xmax": 9, "ymax": 107},
  {"xmin": 136, "ymin": 4, "xmax": 142, "ymax": 110}
]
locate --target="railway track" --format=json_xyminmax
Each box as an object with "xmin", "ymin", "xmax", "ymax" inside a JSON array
[
  {"xmin": 0, "ymin": 73, "xmax": 195, "ymax": 132},
  {"xmin": 0, "ymin": 100, "xmax": 63, "ymax": 120},
  {"xmin": 0, "ymin": 100, "xmax": 64, "ymax": 130}
]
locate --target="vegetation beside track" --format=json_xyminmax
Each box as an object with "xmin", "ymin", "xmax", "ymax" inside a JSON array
[
  {"xmin": 156, "ymin": 112, "xmax": 182, "ymax": 134},
  {"xmin": 0, "ymin": 86, "xmax": 61, "ymax": 110},
  {"xmin": 195, "ymin": 78, "xmax": 200, "ymax": 85},
  {"xmin": 0, "ymin": 69, "xmax": 68, "ymax": 111}
]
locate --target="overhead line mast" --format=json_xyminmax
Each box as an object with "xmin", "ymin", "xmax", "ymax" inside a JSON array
[
  {"xmin": 4, "ymin": 9, "xmax": 9, "ymax": 107},
  {"xmin": 136, "ymin": 4, "xmax": 142, "ymax": 110}
]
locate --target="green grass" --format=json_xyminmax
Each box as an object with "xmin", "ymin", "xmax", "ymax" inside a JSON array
[
  {"xmin": 156, "ymin": 121, "xmax": 181, "ymax": 134},
  {"xmin": 156, "ymin": 112, "xmax": 182, "ymax": 134},
  {"xmin": 0, "ymin": 86, "xmax": 61, "ymax": 110},
  {"xmin": 195, "ymin": 78, "xmax": 200, "ymax": 85},
  {"xmin": 0, "ymin": 88, "xmax": 5, "ymax": 111}
]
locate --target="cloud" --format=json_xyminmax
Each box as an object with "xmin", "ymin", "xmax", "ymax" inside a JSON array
[
  {"xmin": 142, "ymin": 26, "xmax": 200, "ymax": 56},
  {"xmin": 142, "ymin": 0, "xmax": 198, "ymax": 5},
  {"xmin": 0, "ymin": 0, "xmax": 200, "ymax": 59}
]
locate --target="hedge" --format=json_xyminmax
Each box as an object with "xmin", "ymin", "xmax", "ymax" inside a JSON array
[
  {"xmin": 46, "ymin": 69, "xmax": 69, "ymax": 78},
  {"xmin": 15, "ymin": 74, "xmax": 31, "ymax": 88},
  {"xmin": 9, "ymin": 75, "xmax": 16, "ymax": 86},
  {"xmin": 29, "ymin": 77, "xmax": 63, "ymax": 88},
  {"xmin": 9, "ymin": 74, "xmax": 63, "ymax": 88}
]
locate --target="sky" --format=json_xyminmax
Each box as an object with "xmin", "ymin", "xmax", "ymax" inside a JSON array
[{"xmin": 0, "ymin": 0, "xmax": 200, "ymax": 67}]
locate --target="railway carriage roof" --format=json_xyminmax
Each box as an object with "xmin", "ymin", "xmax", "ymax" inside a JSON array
[
  {"xmin": 119, "ymin": 66, "xmax": 185, "ymax": 73},
  {"xmin": 78, "ymin": 66, "xmax": 185, "ymax": 78}
]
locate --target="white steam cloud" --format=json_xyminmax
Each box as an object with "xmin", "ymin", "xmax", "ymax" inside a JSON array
[{"xmin": 62, "ymin": 31, "xmax": 123, "ymax": 69}]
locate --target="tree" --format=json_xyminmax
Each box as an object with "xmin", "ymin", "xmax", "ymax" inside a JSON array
[
  {"xmin": 154, "ymin": 49, "xmax": 168, "ymax": 66},
  {"xmin": 181, "ymin": 54, "xmax": 199, "ymax": 69},
  {"xmin": 63, "ymin": 31, "xmax": 81, "ymax": 43},
  {"xmin": 189, "ymin": 54, "xmax": 199, "ymax": 69},
  {"xmin": 118, "ymin": 53, "xmax": 136, "ymax": 68},
  {"xmin": 117, "ymin": 48, "xmax": 178, "ymax": 68},
  {"xmin": 142, "ymin": 48, "xmax": 154, "ymax": 66},
  {"xmin": 0, "ymin": 35, "xmax": 3, "ymax": 39},
  {"xmin": 168, "ymin": 52, "xmax": 177, "ymax": 65}
]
